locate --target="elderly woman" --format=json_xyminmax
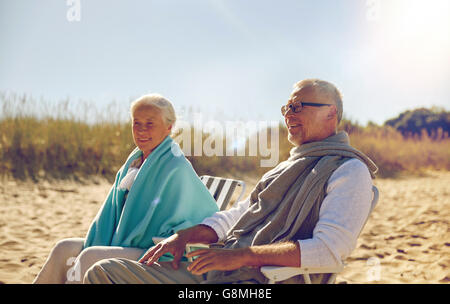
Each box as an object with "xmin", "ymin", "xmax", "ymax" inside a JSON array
[{"xmin": 33, "ymin": 94, "xmax": 219, "ymax": 283}]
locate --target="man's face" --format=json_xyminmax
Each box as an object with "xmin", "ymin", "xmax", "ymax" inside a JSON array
[
  {"xmin": 283, "ymin": 86, "xmax": 336, "ymax": 146},
  {"xmin": 132, "ymin": 105, "xmax": 171, "ymax": 159}
]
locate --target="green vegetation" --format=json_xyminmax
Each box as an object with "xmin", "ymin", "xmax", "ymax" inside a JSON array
[{"xmin": 384, "ymin": 107, "xmax": 449, "ymax": 138}]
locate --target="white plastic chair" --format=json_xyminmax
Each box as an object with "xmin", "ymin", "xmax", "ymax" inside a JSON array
[{"xmin": 260, "ymin": 185, "xmax": 380, "ymax": 284}]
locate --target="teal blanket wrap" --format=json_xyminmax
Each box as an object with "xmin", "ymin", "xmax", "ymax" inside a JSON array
[{"xmin": 83, "ymin": 136, "xmax": 219, "ymax": 257}]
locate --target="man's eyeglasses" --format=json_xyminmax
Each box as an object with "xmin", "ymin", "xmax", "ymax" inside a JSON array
[{"xmin": 281, "ymin": 101, "xmax": 332, "ymax": 116}]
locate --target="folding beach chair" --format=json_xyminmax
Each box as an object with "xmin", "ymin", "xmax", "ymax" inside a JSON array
[
  {"xmin": 199, "ymin": 175, "xmax": 246, "ymax": 211},
  {"xmin": 260, "ymin": 185, "xmax": 380, "ymax": 284},
  {"xmin": 152, "ymin": 175, "xmax": 246, "ymax": 260}
]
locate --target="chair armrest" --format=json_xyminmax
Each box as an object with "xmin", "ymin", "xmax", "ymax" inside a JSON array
[
  {"xmin": 185, "ymin": 243, "xmax": 209, "ymax": 251},
  {"xmin": 260, "ymin": 265, "xmax": 344, "ymax": 283},
  {"xmin": 152, "ymin": 237, "xmax": 213, "ymax": 262},
  {"xmin": 152, "ymin": 237, "xmax": 210, "ymax": 249}
]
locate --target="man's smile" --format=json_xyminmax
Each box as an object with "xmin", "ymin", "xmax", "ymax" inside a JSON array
[{"xmin": 286, "ymin": 121, "xmax": 302, "ymax": 132}]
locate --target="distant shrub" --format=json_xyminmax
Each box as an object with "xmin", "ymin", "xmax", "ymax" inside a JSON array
[{"xmin": 384, "ymin": 107, "xmax": 450, "ymax": 139}]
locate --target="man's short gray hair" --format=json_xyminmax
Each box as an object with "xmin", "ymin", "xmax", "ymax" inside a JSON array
[
  {"xmin": 294, "ymin": 79, "xmax": 343, "ymax": 124},
  {"xmin": 130, "ymin": 93, "xmax": 177, "ymax": 128}
]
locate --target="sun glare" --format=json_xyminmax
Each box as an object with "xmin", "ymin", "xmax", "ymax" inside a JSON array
[
  {"xmin": 369, "ymin": 0, "xmax": 450, "ymax": 85},
  {"xmin": 386, "ymin": 0, "xmax": 450, "ymax": 44}
]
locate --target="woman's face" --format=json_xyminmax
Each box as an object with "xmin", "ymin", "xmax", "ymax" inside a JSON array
[{"xmin": 132, "ymin": 105, "xmax": 172, "ymax": 159}]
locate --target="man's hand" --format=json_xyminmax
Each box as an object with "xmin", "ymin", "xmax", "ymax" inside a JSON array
[
  {"xmin": 186, "ymin": 241, "xmax": 301, "ymax": 275},
  {"xmin": 138, "ymin": 224, "xmax": 219, "ymax": 270},
  {"xmin": 185, "ymin": 248, "xmax": 252, "ymax": 275},
  {"xmin": 138, "ymin": 232, "xmax": 188, "ymax": 269}
]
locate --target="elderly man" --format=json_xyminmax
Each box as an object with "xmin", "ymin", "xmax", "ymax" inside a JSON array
[{"xmin": 83, "ymin": 79, "xmax": 378, "ymax": 284}]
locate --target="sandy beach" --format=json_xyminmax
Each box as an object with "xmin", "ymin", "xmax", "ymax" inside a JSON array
[{"xmin": 0, "ymin": 171, "xmax": 449, "ymax": 284}]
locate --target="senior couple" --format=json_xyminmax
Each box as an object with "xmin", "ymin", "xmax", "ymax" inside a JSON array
[{"xmin": 34, "ymin": 78, "xmax": 377, "ymax": 284}]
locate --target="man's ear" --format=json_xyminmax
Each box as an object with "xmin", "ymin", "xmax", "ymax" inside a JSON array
[{"xmin": 327, "ymin": 105, "xmax": 337, "ymax": 121}]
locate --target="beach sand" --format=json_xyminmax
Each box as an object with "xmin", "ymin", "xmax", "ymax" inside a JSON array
[{"xmin": 0, "ymin": 171, "xmax": 449, "ymax": 284}]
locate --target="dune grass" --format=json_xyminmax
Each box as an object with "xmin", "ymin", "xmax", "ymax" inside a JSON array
[
  {"xmin": 342, "ymin": 124, "xmax": 450, "ymax": 177},
  {"xmin": 1, "ymin": 93, "xmax": 449, "ymax": 181}
]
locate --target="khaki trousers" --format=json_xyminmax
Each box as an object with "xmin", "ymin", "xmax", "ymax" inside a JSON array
[{"xmin": 83, "ymin": 258, "xmax": 204, "ymax": 284}]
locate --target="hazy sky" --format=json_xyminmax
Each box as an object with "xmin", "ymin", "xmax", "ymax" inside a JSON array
[{"xmin": 1, "ymin": 0, "xmax": 449, "ymax": 125}]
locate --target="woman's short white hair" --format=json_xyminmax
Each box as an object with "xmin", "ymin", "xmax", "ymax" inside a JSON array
[{"xmin": 130, "ymin": 93, "xmax": 177, "ymax": 128}]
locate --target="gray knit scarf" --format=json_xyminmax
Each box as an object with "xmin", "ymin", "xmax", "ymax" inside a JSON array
[{"xmin": 203, "ymin": 131, "xmax": 378, "ymax": 284}]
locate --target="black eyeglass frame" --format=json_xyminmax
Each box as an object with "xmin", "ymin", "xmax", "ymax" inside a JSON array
[{"xmin": 281, "ymin": 101, "xmax": 332, "ymax": 116}]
